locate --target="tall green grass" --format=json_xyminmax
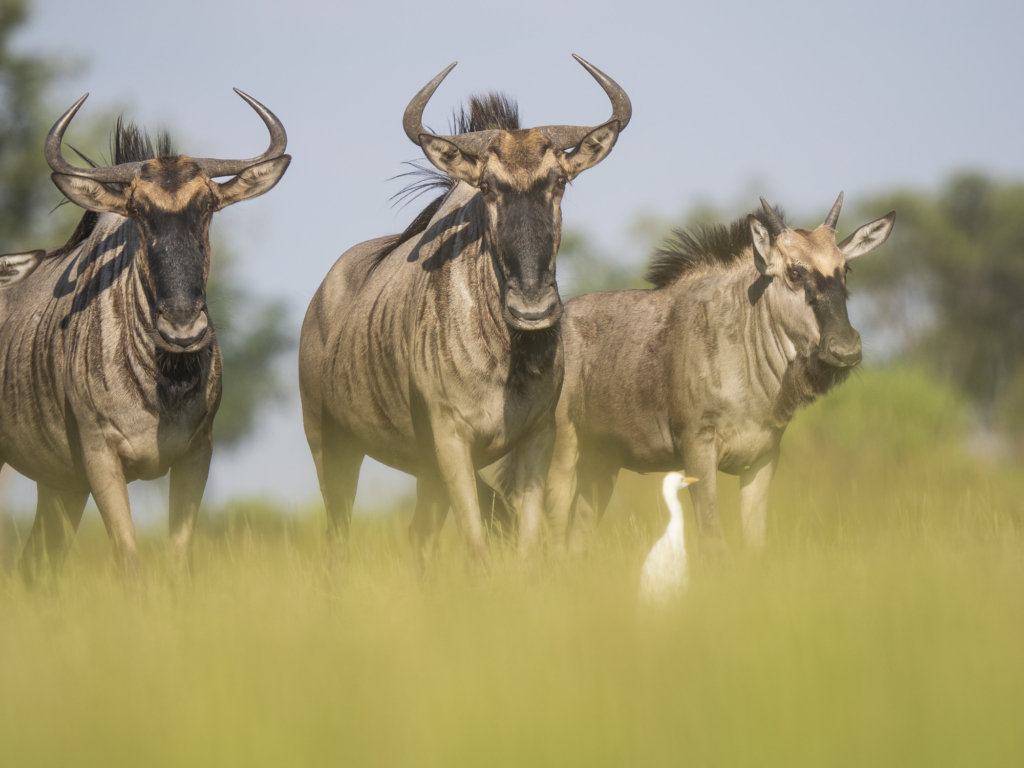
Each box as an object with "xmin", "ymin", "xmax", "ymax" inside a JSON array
[{"xmin": 1, "ymin": 367, "xmax": 1022, "ymax": 767}]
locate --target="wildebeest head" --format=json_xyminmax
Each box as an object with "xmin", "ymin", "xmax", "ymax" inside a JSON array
[
  {"xmin": 749, "ymin": 194, "xmax": 896, "ymax": 368},
  {"xmin": 45, "ymin": 91, "xmax": 291, "ymax": 354},
  {"xmin": 403, "ymin": 56, "xmax": 630, "ymax": 331}
]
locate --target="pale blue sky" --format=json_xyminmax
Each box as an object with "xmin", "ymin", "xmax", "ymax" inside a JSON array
[{"xmin": 4, "ymin": 0, "xmax": 1022, "ymax": 519}]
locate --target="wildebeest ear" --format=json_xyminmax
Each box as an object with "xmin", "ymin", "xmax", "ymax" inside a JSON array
[
  {"xmin": 749, "ymin": 215, "xmax": 779, "ymax": 276},
  {"xmin": 0, "ymin": 250, "xmax": 45, "ymax": 287},
  {"xmin": 563, "ymin": 120, "xmax": 620, "ymax": 179},
  {"xmin": 214, "ymin": 155, "xmax": 292, "ymax": 210},
  {"xmin": 50, "ymin": 173, "xmax": 129, "ymax": 214},
  {"xmin": 838, "ymin": 211, "xmax": 896, "ymax": 259},
  {"xmin": 420, "ymin": 135, "xmax": 484, "ymax": 186}
]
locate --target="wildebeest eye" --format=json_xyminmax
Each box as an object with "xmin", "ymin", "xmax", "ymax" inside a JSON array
[
  {"xmin": 844, "ymin": 263, "xmax": 852, "ymax": 274},
  {"xmin": 127, "ymin": 206, "xmax": 139, "ymax": 218},
  {"xmin": 207, "ymin": 202, "xmax": 215, "ymax": 213},
  {"xmin": 479, "ymin": 182, "xmax": 490, "ymax": 196},
  {"xmin": 557, "ymin": 176, "xmax": 566, "ymax": 189},
  {"xmin": 787, "ymin": 266, "xmax": 801, "ymax": 282}
]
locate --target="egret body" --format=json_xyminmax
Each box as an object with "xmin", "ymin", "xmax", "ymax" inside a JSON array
[{"xmin": 640, "ymin": 472, "xmax": 698, "ymax": 602}]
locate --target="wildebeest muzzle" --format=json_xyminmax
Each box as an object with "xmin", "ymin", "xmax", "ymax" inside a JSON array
[
  {"xmin": 496, "ymin": 201, "xmax": 563, "ymax": 330},
  {"xmin": 504, "ymin": 275, "xmax": 562, "ymax": 330},
  {"xmin": 155, "ymin": 299, "xmax": 210, "ymax": 351},
  {"xmin": 820, "ymin": 329, "xmax": 862, "ymax": 367}
]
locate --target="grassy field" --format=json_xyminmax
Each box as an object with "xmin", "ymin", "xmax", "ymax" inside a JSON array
[{"xmin": 1, "ymin": 367, "xmax": 1023, "ymax": 767}]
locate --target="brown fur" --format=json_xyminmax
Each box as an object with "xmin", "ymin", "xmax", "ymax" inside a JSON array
[
  {"xmin": 775, "ymin": 226, "xmax": 849, "ymax": 279},
  {"xmin": 487, "ymin": 130, "xmax": 559, "ymax": 190},
  {"xmin": 130, "ymin": 157, "xmax": 212, "ymax": 212}
]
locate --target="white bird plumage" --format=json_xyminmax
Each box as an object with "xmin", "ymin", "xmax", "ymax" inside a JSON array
[{"xmin": 639, "ymin": 472, "xmax": 698, "ymax": 603}]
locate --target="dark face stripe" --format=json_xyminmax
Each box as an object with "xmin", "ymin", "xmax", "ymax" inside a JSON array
[
  {"xmin": 805, "ymin": 268, "xmax": 856, "ymax": 341},
  {"xmin": 488, "ymin": 179, "xmax": 561, "ymax": 298},
  {"xmin": 132, "ymin": 193, "xmax": 212, "ymax": 321}
]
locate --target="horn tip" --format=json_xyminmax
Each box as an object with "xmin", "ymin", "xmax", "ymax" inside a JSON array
[{"xmin": 432, "ymin": 61, "xmax": 457, "ymax": 81}]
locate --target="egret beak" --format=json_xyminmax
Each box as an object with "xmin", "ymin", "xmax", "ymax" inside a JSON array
[{"xmin": 683, "ymin": 477, "xmax": 699, "ymax": 484}]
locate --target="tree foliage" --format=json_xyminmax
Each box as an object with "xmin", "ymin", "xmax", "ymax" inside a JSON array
[
  {"xmin": 851, "ymin": 174, "xmax": 1024, "ymax": 438},
  {"xmin": 557, "ymin": 228, "xmax": 643, "ymax": 298},
  {"xmin": 206, "ymin": 245, "xmax": 292, "ymax": 447},
  {"xmin": 0, "ymin": 0, "xmax": 81, "ymax": 249}
]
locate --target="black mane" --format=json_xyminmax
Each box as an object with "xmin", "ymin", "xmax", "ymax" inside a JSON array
[
  {"xmin": 111, "ymin": 117, "xmax": 176, "ymax": 165},
  {"xmin": 55, "ymin": 119, "xmax": 177, "ymax": 258},
  {"xmin": 449, "ymin": 92, "xmax": 521, "ymax": 134},
  {"xmin": 645, "ymin": 205, "xmax": 787, "ymax": 288},
  {"xmin": 373, "ymin": 93, "xmax": 521, "ymax": 265}
]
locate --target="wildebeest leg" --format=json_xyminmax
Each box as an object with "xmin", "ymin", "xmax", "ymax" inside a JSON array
[
  {"xmin": 739, "ymin": 449, "xmax": 778, "ymax": 551},
  {"xmin": 410, "ymin": 470, "xmax": 450, "ymax": 574},
  {"xmin": 684, "ymin": 438, "xmax": 729, "ymax": 557},
  {"xmin": 433, "ymin": 431, "xmax": 490, "ymax": 567},
  {"xmin": 509, "ymin": 422, "xmax": 556, "ymax": 559},
  {"xmin": 168, "ymin": 431, "xmax": 213, "ymax": 575},
  {"xmin": 319, "ymin": 432, "xmax": 364, "ymax": 567},
  {"xmin": 19, "ymin": 483, "xmax": 89, "ymax": 586},
  {"xmin": 84, "ymin": 450, "xmax": 141, "ymax": 577},
  {"xmin": 544, "ymin": 420, "xmax": 579, "ymax": 556},
  {"xmin": 568, "ymin": 462, "xmax": 618, "ymax": 557},
  {"xmin": 303, "ymin": 396, "xmax": 364, "ymax": 562}
]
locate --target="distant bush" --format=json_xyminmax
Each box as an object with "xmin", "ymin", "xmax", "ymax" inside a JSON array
[{"xmin": 786, "ymin": 366, "xmax": 970, "ymax": 463}]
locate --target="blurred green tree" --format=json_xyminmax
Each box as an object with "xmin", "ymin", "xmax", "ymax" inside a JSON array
[
  {"xmin": 206, "ymin": 246, "xmax": 292, "ymax": 446},
  {"xmin": 849, "ymin": 174, "xmax": 1024, "ymax": 441},
  {"xmin": 558, "ymin": 228, "xmax": 643, "ymax": 297},
  {"xmin": 0, "ymin": 0, "xmax": 82, "ymax": 249},
  {"xmin": 0, "ymin": 0, "xmax": 292, "ymax": 448}
]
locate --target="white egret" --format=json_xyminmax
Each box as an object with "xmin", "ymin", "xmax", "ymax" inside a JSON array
[{"xmin": 640, "ymin": 472, "xmax": 698, "ymax": 602}]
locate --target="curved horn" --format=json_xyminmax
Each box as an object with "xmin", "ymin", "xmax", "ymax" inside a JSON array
[
  {"xmin": 403, "ymin": 61, "xmax": 458, "ymax": 146},
  {"xmin": 47, "ymin": 90, "xmax": 288, "ymax": 185},
  {"xmin": 401, "ymin": 62, "xmax": 498, "ymax": 157},
  {"xmin": 192, "ymin": 89, "xmax": 288, "ymax": 178},
  {"xmin": 760, "ymin": 197, "xmax": 787, "ymax": 237},
  {"xmin": 404, "ymin": 56, "xmax": 632, "ymax": 158},
  {"xmin": 45, "ymin": 94, "xmax": 146, "ymax": 183},
  {"xmin": 536, "ymin": 54, "xmax": 633, "ymax": 150},
  {"xmin": 824, "ymin": 190, "xmax": 844, "ymax": 230}
]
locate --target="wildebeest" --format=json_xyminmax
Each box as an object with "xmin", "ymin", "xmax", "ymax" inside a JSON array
[
  {"xmin": 542, "ymin": 195, "xmax": 895, "ymax": 555},
  {"xmin": 0, "ymin": 91, "xmax": 290, "ymax": 581},
  {"xmin": 299, "ymin": 56, "xmax": 630, "ymax": 568}
]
